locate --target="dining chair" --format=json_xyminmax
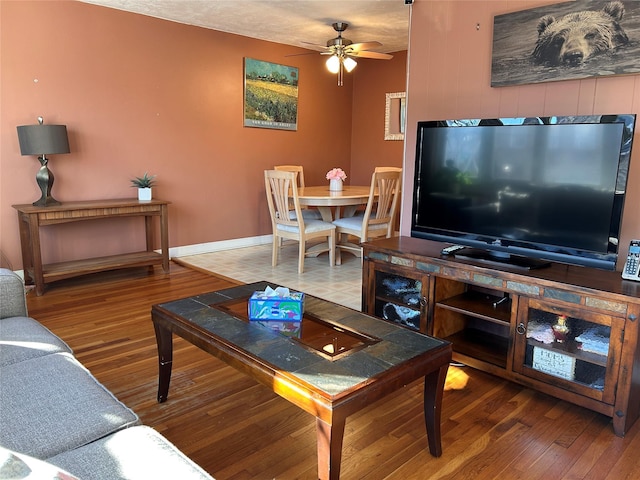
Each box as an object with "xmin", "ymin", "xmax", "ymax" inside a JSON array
[
  {"xmin": 332, "ymin": 169, "xmax": 402, "ymax": 265},
  {"xmin": 374, "ymin": 166, "xmax": 402, "ymax": 173},
  {"xmin": 274, "ymin": 165, "xmax": 322, "ymax": 220},
  {"xmin": 264, "ymin": 170, "xmax": 336, "ymax": 274},
  {"xmin": 374, "ymin": 167, "xmax": 402, "ymax": 224}
]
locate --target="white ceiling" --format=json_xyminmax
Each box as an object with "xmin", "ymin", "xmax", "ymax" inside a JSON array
[{"xmin": 79, "ymin": 0, "xmax": 411, "ymax": 54}]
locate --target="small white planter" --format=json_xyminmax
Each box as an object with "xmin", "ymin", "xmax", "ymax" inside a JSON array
[
  {"xmin": 329, "ymin": 179, "xmax": 343, "ymax": 191},
  {"xmin": 138, "ymin": 187, "xmax": 152, "ymax": 201}
]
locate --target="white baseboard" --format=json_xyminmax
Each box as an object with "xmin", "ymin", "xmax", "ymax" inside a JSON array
[{"xmin": 169, "ymin": 235, "xmax": 272, "ymax": 258}]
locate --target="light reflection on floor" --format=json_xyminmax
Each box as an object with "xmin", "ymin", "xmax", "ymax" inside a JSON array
[{"xmin": 444, "ymin": 365, "xmax": 470, "ymax": 391}]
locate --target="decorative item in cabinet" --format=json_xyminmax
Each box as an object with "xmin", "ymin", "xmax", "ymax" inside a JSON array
[
  {"xmin": 515, "ymin": 298, "xmax": 623, "ymax": 404},
  {"xmin": 374, "ymin": 271, "xmax": 423, "ymax": 330},
  {"xmin": 524, "ymin": 311, "xmax": 609, "ymax": 389}
]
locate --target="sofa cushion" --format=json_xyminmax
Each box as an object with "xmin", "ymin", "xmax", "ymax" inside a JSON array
[
  {"xmin": 0, "ymin": 446, "xmax": 79, "ymax": 480},
  {"xmin": 0, "ymin": 352, "xmax": 139, "ymax": 459},
  {"xmin": 47, "ymin": 426, "xmax": 214, "ymax": 480},
  {"xmin": 0, "ymin": 316, "xmax": 73, "ymax": 367},
  {"xmin": 0, "ymin": 269, "xmax": 27, "ymax": 319}
]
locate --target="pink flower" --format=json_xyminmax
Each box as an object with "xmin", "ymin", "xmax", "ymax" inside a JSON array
[{"xmin": 326, "ymin": 168, "xmax": 347, "ymax": 181}]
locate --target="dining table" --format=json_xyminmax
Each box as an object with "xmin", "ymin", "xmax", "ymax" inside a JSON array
[{"xmin": 297, "ymin": 185, "xmax": 373, "ymax": 222}]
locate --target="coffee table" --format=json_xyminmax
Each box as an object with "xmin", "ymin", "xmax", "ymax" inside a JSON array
[{"xmin": 151, "ymin": 282, "xmax": 451, "ymax": 480}]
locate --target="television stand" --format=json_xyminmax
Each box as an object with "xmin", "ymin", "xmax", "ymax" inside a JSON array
[
  {"xmin": 453, "ymin": 247, "xmax": 551, "ymax": 270},
  {"xmin": 362, "ymin": 236, "xmax": 640, "ymax": 437}
]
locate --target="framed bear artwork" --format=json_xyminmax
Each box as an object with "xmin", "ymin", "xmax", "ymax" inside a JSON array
[{"xmin": 491, "ymin": 1, "xmax": 640, "ymax": 87}]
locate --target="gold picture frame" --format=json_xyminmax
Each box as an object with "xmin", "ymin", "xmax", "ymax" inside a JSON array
[{"xmin": 384, "ymin": 92, "xmax": 406, "ymax": 141}]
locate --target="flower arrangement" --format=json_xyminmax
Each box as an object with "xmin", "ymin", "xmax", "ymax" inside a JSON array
[
  {"xmin": 130, "ymin": 172, "xmax": 156, "ymax": 188},
  {"xmin": 326, "ymin": 168, "xmax": 347, "ymax": 181}
]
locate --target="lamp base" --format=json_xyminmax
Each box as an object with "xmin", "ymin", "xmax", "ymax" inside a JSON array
[
  {"xmin": 33, "ymin": 196, "xmax": 61, "ymax": 207},
  {"xmin": 33, "ymin": 158, "xmax": 60, "ymax": 207}
]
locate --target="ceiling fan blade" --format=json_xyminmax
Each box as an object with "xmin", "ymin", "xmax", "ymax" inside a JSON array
[
  {"xmin": 300, "ymin": 41, "xmax": 329, "ymax": 50},
  {"xmin": 285, "ymin": 51, "xmax": 321, "ymax": 57},
  {"xmin": 349, "ymin": 51, "xmax": 394, "ymax": 60},
  {"xmin": 348, "ymin": 41, "xmax": 383, "ymax": 52}
]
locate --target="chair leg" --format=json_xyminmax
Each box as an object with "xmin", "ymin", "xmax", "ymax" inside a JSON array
[
  {"xmin": 298, "ymin": 239, "xmax": 305, "ymax": 274},
  {"xmin": 329, "ymin": 230, "xmax": 336, "ymax": 267},
  {"xmin": 335, "ymin": 232, "xmax": 344, "ymax": 266},
  {"xmin": 272, "ymin": 235, "xmax": 279, "ymax": 267}
]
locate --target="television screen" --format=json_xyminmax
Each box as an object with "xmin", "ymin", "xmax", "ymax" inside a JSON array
[{"xmin": 411, "ymin": 115, "xmax": 636, "ymax": 270}]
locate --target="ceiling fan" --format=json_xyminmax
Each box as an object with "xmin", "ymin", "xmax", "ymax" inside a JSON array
[{"xmin": 302, "ymin": 22, "xmax": 393, "ymax": 86}]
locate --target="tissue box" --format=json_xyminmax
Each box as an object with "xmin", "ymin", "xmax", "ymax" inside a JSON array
[{"xmin": 248, "ymin": 290, "xmax": 304, "ymax": 321}]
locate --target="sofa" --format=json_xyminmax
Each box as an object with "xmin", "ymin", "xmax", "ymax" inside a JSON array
[{"xmin": 0, "ymin": 268, "xmax": 214, "ymax": 480}]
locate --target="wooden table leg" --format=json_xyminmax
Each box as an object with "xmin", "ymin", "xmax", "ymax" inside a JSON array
[
  {"xmin": 27, "ymin": 214, "xmax": 45, "ymax": 296},
  {"xmin": 316, "ymin": 416, "xmax": 346, "ymax": 480},
  {"xmin": 316, "ymin": 206, "xmax": 334, "ymax": 222},
  {"xmin": 153, "ymin": 319, "xmax": 173, "ymax": 403},
  {"xmin": 17, "ymin": 212, "xmax": 34, "ymax": 285},
  {"xmin": 160, "ymin": 204, "xmax": 170, "ymax": 272},
  {"xmin": 423, "ymin": 363, "xmax": 449, "ymax": 457}
]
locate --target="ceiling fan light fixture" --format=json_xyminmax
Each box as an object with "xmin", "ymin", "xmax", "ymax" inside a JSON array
[
  {"xmin": 326, "ymin": 55, "xmax": 340, "ymax": 74},
  {"xmin": 343, "ymin": 56, "xmax": 357, "ymax": 72}
]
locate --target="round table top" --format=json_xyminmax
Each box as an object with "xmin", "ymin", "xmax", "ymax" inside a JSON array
[{"xmin": 297, "ymin": 185, "xmax": 371, "ymax": 206}]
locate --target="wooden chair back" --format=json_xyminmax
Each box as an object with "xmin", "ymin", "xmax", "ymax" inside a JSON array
[
  {"xmin": 265, "ymin": 170, "xmax": 303, "ymax": 230},
  {"xmin": 374, "ymin": 166, "xmax": 402, "ymax": 173},
  {"xmin": 274, "ymin": 165, "xmax": 321, "ymax": 218},
  {"xmin": 361, "ymin": 169, "xmax": 402, "ymax": 239},
  {"xmin": 264, "ymin": 169, "xmax": 335, "ymax": 273},
  {"xmin": 274, "ymin": 165, "xmax": 306, "ymax": 188}
]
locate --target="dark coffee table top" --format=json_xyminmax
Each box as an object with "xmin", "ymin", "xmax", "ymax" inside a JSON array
[{"xmin": 155, "ymin": 281, "xmax": 449, "ymax": 398}]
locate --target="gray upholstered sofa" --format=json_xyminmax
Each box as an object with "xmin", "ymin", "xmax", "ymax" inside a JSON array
[{"xmin": 0, "ymin": 268, "xmax": 214, "ymax": 480}]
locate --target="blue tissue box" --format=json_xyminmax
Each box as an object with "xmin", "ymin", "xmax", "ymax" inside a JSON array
[{"xmin": 248, "ymin": 290, "xmax": 304, "ymax": 321}]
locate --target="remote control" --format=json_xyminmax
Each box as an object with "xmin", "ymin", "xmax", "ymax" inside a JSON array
[{"xmin": 441, "ymin": 245, "xmax": 465, "ymax": 255}]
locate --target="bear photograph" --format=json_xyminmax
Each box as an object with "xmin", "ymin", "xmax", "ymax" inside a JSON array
[{"xmin": 491, "ymin": 1, "xmax": 640, "ymax": 87}]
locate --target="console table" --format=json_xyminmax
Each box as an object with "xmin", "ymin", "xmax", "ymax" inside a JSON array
[{"xmin": 13, "ymin": 199, "xmax": 170, "ymax": 295}]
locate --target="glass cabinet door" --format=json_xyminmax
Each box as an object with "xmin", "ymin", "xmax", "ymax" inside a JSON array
[
  {"xmin": 372, "ymin": 269, "xmax": 427, "ymax": 331},
  {"xmin": 514, "ymin": 298, "xmax": 623, "ymax": 404}
]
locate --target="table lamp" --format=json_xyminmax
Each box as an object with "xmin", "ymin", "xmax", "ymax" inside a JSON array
[{"xmin": 17, "ymin": 117, "xmax": 70, "ymax": 207}]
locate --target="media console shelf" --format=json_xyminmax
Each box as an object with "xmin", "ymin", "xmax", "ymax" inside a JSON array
[
  {"xmin": 362, "ymin": 236, "xmax": 640, "ymax": 436},
  {"xmin": 13, "ymin": 199, "xmax": 170, "ymax": 296}
]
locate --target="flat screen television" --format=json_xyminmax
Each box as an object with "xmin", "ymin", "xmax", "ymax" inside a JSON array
[{"xmin": 411, "ymin": 115, "xmax": 636, "ymax": 270}]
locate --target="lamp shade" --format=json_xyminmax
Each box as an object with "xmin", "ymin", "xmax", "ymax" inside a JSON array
[
  {"xmin": 326, "ymin": 55, "xmax": 341, "ymax": 74},
  {"xmin": 343, "ymin": 57, "xmax": 357, "ymax": 73},
  {"xmin": 17, "ymin": 124, "xmax": 70, "ymax": 156}
]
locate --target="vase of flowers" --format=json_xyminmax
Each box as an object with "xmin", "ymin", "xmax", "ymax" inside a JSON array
[
  {"xmin": 131, "ymin": 172, "xmax": 156, "ymax": 201},
  {"xmin": 326, "ymin": 168, "xmax": 347, "ymax": 191}
]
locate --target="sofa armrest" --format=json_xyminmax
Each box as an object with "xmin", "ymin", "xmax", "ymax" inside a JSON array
[{"xmin": 0, "ymin": 269, "xmax": 28, "ymax": 319}]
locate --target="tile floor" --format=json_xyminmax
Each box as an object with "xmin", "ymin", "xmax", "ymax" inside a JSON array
[{"xmin": 175, "ymin": 242, "xmax": 362, "ymax": 310}]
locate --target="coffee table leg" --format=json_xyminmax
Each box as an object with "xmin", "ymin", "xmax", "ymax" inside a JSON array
[
  {"xmin": 423, "ymin": 363, "xmax": 449, "ymax": 457},
  {"xmin": 316, "ymin": 416, "xmax": 346, "ymax": 480},
  {"xmin": 153, "ymin": 319, "xmax": 173, "ymax": 403}
]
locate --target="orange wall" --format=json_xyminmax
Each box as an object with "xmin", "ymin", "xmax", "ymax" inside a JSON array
[
  {"xmin": 351, "ymin": 51, "xmax": 407, "ymax": 185},
  {"xmin": 400, "ymin": 0, "xmax": 640, "ymax": 270},
  {"xmin": 0, "ymin": 1, "xmax": 406, "ymax": 269}
]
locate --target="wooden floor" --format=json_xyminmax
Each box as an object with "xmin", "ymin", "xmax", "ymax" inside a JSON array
[{"xmin": 26, "ymin": 263, "xmax": 640, "ymax": 480}]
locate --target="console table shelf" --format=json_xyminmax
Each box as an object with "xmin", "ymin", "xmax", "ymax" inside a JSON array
[
  {"xmin": 362, "ymin": 236, "xmax": 640, "ymax": 436},
  {"xmin": 13, "ymin": 199, "xmax": 170, "ymax": 295}
]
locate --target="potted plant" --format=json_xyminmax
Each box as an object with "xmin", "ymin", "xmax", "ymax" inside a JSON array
[{"xmin": 131, "ymin": 172, "xmax": 156, "ymax": 201}]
